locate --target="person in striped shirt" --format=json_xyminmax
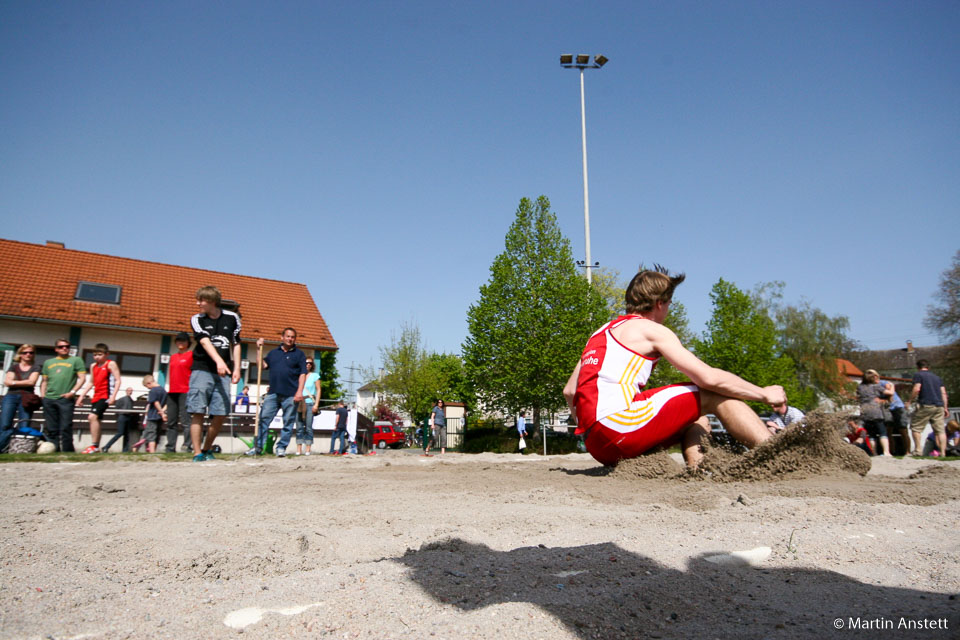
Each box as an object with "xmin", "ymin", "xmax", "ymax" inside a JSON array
[{"xmin": 563, "ymin": 265, "xmax": 785, "ymax": 469}]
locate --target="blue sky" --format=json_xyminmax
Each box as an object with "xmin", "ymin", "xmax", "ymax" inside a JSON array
[{"xmin": 2, "ymin": 1, "xmax": 958, "ymax": 386}]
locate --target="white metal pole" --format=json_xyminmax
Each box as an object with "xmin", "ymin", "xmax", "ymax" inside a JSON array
[{"xmin": 579, "ymin": 68, "xmax": 592, "ymax": 284}]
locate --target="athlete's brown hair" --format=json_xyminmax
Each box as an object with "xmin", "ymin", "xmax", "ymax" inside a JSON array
[
  {"xmin": 625, "ymin": 264, "xmax": 686, "ymax": 314},
  {"xmin": 196, "ymin": 285, "xmax": 222, "ymax": 306}
]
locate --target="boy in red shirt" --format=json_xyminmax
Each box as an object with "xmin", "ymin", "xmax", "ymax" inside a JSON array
[
  {"xmin": 75, "ymin": 343, "xmax": 121, "ymax": 454},
  {"xmin": 164, "ymin": 333, "xmax": 194, "ymax": 452}
]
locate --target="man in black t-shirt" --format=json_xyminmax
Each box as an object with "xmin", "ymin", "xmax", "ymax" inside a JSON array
[
  {"xmin": 185, "ymin": 285, "xmax": 242, "ymax": 461},
  {"xmin": 909, "ymin": 359, "xmax": 949, "ymax": 458},
  {"xmin": 329, "ymin": 400, "xmax": 348, "ymax": 455}
]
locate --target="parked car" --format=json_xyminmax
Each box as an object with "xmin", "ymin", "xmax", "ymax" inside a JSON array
[{"xmin": 371, "ymin": 421, "xmax": 405, "ymax": 449}]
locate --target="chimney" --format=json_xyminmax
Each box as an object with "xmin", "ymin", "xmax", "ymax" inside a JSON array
[
  {"xmin": 906, "ymin": 340, "xmax": 914, "ymax": 353},
  {"xmin": 45, "ymin": 240, "xmax": 65, "ymax": 249}
]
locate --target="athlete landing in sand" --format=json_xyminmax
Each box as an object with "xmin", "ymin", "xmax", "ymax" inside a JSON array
[{"xmin": 563, "ymin": 265, "xmax": 786, "ymax": 468}]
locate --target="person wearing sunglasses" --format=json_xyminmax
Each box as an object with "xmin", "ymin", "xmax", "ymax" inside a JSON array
[
  {"xmin": 40, "ymin": 340, "xmax": 87, "ymax": 452},
  {"xmin": 0, "ymin": 344, "xmax": 42, "ymax": 452}
]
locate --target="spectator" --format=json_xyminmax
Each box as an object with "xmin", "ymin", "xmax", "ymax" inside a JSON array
[
  {"xmin": 922, "ymin": 419, "xmax": 960, "ymax": 457},
  {"xmin": 764, "ymin": 399, "xmax": 805, "ymax": 435},
  {"xmin": 517, "ymin": 410, "xmax": 528, "ymax": 450},
  {"xmin": 330, "ymin": 400, "xmax": 348, "ymax": 455},
  {"xmin": 137, "ymin": 375, "xmax": 167, "ymax": 453},
  {"xmin": 1, "ymin": 344, "xmax": 42, "ymax": 453},
  {"xmin": 245, "ymin": 329, "xmax": 306, "ymax": 458},
  {"xmin": 844, "ymin": 416, "xmax": 874, "ymax": 456},
  {"xmin": 187, "ymin": 285, "xmax": 242, "ymax": 462},
  {"xmin": 164, "ymin": 332, "xmax": 193, "ymax": 452},
  {"xmin": 879, "ymin": 380, "xmax": 911, "ymax": 456},
  {"xmin": 908, "ymin": 359, "xmax": 949, "ymax": 458},
  {"xmin": 235, "ymin": 385, "xmax": 250, "ymax": 409},
  {"xmin": 427, "ymin": 399, "xmax": 447, "ymax": 455},
  {"xmin": 858, "ymin": 369, "xmax": 892, "ymax": 457},
  {"xmin": 102, "ymin": 387, "xmax": 134, "ymax": 452},
  {"xmin": 74, "ymin": 343, "xmax": 121, "ymax": 453},
  {"xmin": 295, "ymin": 358, "xmax": 320, "ymax": 456},
  {"xmin": 40, "ymin": 339, "xmax": 87, "ymax": 452}
]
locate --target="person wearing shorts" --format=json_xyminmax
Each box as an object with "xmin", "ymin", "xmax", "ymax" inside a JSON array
[
  {"xmin": 187, "ymin": 285, "xmax": 241, "ymax": 462},
  {"xmin": 563, "ymin": 265, "xmax": 785, "ymax": 469},
  {"xmin": 857, "ymin": 369, "xmax": 891, "ymax": 457},
  {"xmin": 140, "ymin": 374, "xmax": 167, "ymax": 453},
  {"xmin": 909, "ymin": 360, "xmax": 949, "ymax": 458},
  {"xmin": 75, "ymin": 343, "xmax": 121, "ymax": 453}
]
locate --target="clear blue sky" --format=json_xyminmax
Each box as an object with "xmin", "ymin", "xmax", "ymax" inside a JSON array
[{"xmin": 2, "ymin": 1, "xmax": 958, "ymax": 386}]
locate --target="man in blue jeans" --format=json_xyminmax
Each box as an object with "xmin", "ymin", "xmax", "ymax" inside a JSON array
[
  {"xmin": 246, "ymin": 328, "xmax": 306, "ymax": 457},
  {"xmin": 329, "ymin": 400, "xmax": 348, "ymax": 455}
]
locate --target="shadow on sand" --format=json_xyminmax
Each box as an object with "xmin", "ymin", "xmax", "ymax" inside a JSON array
[{"xmin": 395, "ymin": 539, "xmax": 957, "ymax": 639}]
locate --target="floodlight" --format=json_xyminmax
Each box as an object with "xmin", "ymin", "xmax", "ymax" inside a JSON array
[
  {"xmin": 560, "ymin": 54, "xmax": 573, "ymax": 65},
  {"xmin": 594, "ymin": 55, "xmax": 608, "ymax": 67},
  {"xmin": 576, "ymin": 54, "xmax": 589, "ymax": 65}
]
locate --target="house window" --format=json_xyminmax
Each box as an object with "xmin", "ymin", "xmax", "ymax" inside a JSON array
[
  {"xmin": 75, "ymin": 281, "xmax": 122, "ymax": 304},
  {"xmin": 82, "ymin": 350, "xmax": 155, "ymax": 376}
]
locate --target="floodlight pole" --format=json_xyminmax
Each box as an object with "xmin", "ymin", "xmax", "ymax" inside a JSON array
[
  {"xmin": 561, "ymin": 54, "xmax": 607, "ymax": 285},
  {"xmin": 579, "ymin": 68, "xmax": 592, "ymax": 284}
]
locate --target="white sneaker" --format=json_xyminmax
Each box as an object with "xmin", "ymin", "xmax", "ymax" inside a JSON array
[
  {"xmin": 305, "ymin": 451, "xmax": 311, "ymax": 456},
  {"xmin": 295, "ymin": 451, "xmax": 302, "ymax": 456},
  {"xmin": 276, "ymin": 449, "xmax": 286, "ymax": 458}
]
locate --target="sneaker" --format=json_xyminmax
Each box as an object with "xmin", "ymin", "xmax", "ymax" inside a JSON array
[
  {"xmin": 276, "ymin": 449, "xmax": 286, "ymax": 458},
  {"xmin": 82, "ymin": 445, "xmax": 99, "ymax": 454},
  {"xmin": 244, "ymin": 448, "xmax": 261, "ymax": 457},
  {"xmin": 295, "ymin": 451, "xmax": 302, "ymax": 456},
  {"xmin": 202, "ymin": 450, "xmax": 216, "ymax": 461},
  {"xmin": 192, "ymin": 453, "xmax": 206, "ymax": 462},
  {"xmin": 304, "ymin": 451, "xmax": 311, "ymax": 456}
]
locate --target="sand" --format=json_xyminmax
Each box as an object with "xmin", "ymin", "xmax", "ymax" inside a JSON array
[{"xmin": 1, "ymin": 428, "xmax": 958, "ymax": 639}]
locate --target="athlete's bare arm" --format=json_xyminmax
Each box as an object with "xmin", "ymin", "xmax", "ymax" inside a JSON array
[
  {"xmin": 563, "ymin": 362, "xmax": 580, "ymax": 421},
  {"xmin": 612, "ymin": 319, "xmax": 785, "ymax": 406}
]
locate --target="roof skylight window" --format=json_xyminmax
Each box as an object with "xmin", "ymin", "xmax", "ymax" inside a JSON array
[{"xmin": 75, "ymin": 281, "xmax": 121, "ymax": 304}]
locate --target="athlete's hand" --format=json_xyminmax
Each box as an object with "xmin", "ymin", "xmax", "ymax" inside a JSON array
[{"xmin": 761, "ymin": 385, "xmax": 786, "ymax": 407}]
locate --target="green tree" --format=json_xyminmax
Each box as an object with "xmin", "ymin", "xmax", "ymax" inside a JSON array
[
  {"xmin": 376, "ymin": 322, "xmax": 436, "ymax": 423},
  {"xmin": 752, "ymin": 282, "xmax": 858, "ymax": 407},
  {"xmin": 425, "ymin": 352, "xmax": 476, "ymax": 414},
  {"xmin": 693, "ymin": 279, "xmax": 798, "ymax": 407},
  {"xmin": 591, "ymin": 266, "xmax": 625, "ymax": 320},
  {"xmin": 924, "ymin": 249, "xmax": 960, "ymax": 342},
  {"xmin": 923, "ymin": 249, "xmax": 960, "ymax": 401},
  {"xmin": 316, "ymin": 350, "xmax": 343, "ymax": 404},
  {"xmin": 463, "ymin": 196, "xmax": 608, "ymax": 429}
]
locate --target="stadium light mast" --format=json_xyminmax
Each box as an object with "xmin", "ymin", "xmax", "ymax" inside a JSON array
[{"xmin": 560, "ymin": 53, "xmax": 607, "ymax": 284}]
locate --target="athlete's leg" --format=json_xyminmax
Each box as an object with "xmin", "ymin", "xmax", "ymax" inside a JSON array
[
  {"xmin": 698, "ymin": 390, "xmax": 771, "ymax": 449},
  {"xmin": 682, "ymin": 416, "xmax": 711, "ymax": 468}
]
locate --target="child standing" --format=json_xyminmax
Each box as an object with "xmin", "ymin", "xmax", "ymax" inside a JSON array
[
  {"xmin": 138, "ymin": 375, "xmax": 167, "ymax": 453},
  {"xmin": 75, "ymin": 343, "xmax": 121, "ymax": 453},
  {"xmin": 187, "ymin": 286, "xmax": 241, "ymax": 462}
]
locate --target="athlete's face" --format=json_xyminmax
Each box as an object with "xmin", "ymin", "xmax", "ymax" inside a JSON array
[
  {"xmin": 92, "ymin": 351, "xmax": 107, "ymax": 364},
  {"xmin": 652, "ymin": 299, "xmax": 671, "ymax": 324},
  {"xmin": 197, "ymin": 298, "xmax": 216, "ymax": 315}
]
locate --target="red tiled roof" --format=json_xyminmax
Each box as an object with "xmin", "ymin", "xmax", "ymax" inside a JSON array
[
  {"xmin": 836, "ymin": 358, "xmax": 862, "ymax": 377},
  {"xmin": 0, "ymin": 238, "xmax": 336, "ymax": 350}
]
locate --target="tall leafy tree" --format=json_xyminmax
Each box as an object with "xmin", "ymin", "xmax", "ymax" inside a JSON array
[
  {"xmin": 316, "ymin": 350, "xmax": 343, "ymax": 403},
  {"xmin": 376, "ymin": 322, "xmax": 436, "ymax": 423},
  {"xmin": 463, "ymin": 196, "xmax": 608, "ymax": 428},
  {"xmin": 693, "ymin": 279, "xmax": 798, "ymax": 407},
  {"xmin": 591, "ymin": 266, "xmax": 625, "ymax": 320},
  {"xmin": 751, "ymin": 282, "xmax": 858, "ymax": 406},
  {"xmin": 924, "ymin": 249, "xmax": 960, "ymax": 343}
]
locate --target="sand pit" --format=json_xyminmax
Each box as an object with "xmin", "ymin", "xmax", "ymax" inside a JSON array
[
  {"xmin": 0, "ymin": 446, "xmax": 957, "ymax": 639},
  {"xmin": 612, "ymin": 412, "xmax": 872, "ymax": 483}
]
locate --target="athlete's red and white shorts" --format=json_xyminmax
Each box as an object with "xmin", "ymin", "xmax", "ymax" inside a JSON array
[{"xmin": 579, "ymin": 383, "xmax": 701, "ymax": 466}]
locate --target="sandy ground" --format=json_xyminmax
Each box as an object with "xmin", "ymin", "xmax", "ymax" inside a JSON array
[{"xmin": 1, "ymin": 446, "xmax": 958, "ymax": 640}]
